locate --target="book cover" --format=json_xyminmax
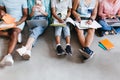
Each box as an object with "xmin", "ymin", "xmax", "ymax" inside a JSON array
[
  {"xmin": 99, "ymin": 38, "xmax": 114, "ymax": 50},
  {"xmin": 2, "ymin": 14, "xmax": 15, "ymax": 24},
  {"xmin": 98, "ymin": 43, "xmax": 107, "ymax": 50}
]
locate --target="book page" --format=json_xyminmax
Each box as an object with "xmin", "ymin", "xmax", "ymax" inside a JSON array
[
  {"xmin": 0, "ymin": 21, "xmax": 16, "ymax": 30},
  {"xmin": 79, "ymin": 20, "xmax": 102, "ymax": 29}
]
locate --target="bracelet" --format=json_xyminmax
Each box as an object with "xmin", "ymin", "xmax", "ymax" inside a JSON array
[{"xmin": 89, "ymin": 17, "xmax": 94, "ymax": 22}]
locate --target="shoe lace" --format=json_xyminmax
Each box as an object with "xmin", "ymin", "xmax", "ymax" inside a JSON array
[{"xmin": 83, "ymin": 47, "xmax": 93, "ymax": 55}]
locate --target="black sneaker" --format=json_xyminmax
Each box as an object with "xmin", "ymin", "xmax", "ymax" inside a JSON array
[
  {"xmin": 65, "ymin": 45, "xmax": 72, "ymax": 56},
  {"xmin": 79, "ymin": 47, "xmax": 94, "ymax": 59},
  {"xmin": 56, "ymin": 45, "xmax": 65, "ymax": 55}
]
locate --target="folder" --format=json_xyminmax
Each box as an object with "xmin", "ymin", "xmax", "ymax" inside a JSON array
[
  {"xmin": 98, "ymin": 43, "xmax": 107, "ymax": 50},
  {"xmin": 99, "ymin": 38, "xmax": 114, "ymax": 50}
]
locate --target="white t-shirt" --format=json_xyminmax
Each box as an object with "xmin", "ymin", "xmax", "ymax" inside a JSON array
[
  {"xmin": 34, "ymin": 5, "xmax": 45, "ymax": 16},
  {"xmin": 51, "ymin": 0, "xmax": 72, "ymax": 19}
]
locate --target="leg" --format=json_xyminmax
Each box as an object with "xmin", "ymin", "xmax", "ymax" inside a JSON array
[
  {"xmin": 16, "ymin": 26, "xmax": 45, "ymax": 59},
  {"xmin": 63, "ymin": 25, "xmax": 70, "ymax": 44},
  {"xmin": 0, "ymin": 28, "xmax": 21, "ymax": 66},
  {"xmin": 0, "ymin": 31, "xmax": 9, "ymax": 37},
  {"xmin": 85, "ymin": 28, "xmax": 95, "ymax": 47},
  {"xmin": 79, "ymin": 28, "xmax": 95, "ymax": 59},
  {"xmin": 99, "ymin": 19, "xmax": 112, "ymax": 31},
  {"xmin": 63, "ymin": 24, "xmax": 72, "ymax": 55},
  {"xmin": 7, "ymin": 28, "xmax": 21, "ymax": 54},
  {"xmin": 75, "ymin": 28, "xmax": 85, "ymax": 47},
  {"xmin": 55, "ymin": 27, "xmax": 64, "ymax": 55},
  {"xmin": 55, "ymin": 27, "xmax": 62, "ymax": 45}
]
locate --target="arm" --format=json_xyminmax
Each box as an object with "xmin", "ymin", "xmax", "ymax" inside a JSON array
[
  {"xmin": 29, "ymin": 6, "xmax": 35, "ymax": 17},
  {"xmin": 15, "ymin": 8, "xmax": 28, "ymax": 26},
  {"xmin": 72, "ymin": 0, "xmax": 81, "ymax": 22},
  {"xmin": 86, "ymin": 0, "xmax": 98, "ymax": 24},
  {"xmin": 64, "ymin": 8, "xmax": 71, "ymax": 20},
  {"xmin": 90, "ymin": 0, "xmax": 98, "ymax": 20},
  {"xmin": 51, "ymin": 7, "xmax": 64, "ymax": 23},
  {"xmin": 0, "ymin": 5, "xmax": 5, "ymax": 11},
  {"xmin": 98, "ymin": 1, "xmax": 107, "ymax": 19},
  {"xmin": 39, "ymin": 6, "xmax": 48, "ymax": 16},
  {"xmin": 117, "ymin": 8, "xmax": 120, "ymax": 17}
]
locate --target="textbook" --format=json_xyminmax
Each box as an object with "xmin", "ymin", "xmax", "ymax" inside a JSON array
[
  {"xmin": 0, "ymin": 14, "xmax": 16, "ymax": 30},
  {"xmin": 65, "ymin": 18, "xmax": 102, "ymax": 29},
  {"xmin": 0, "ymin": 21, "xmax": 16, "ymax": 30},
  {"xmin": 99, "ymin": 38, "xmax": 114, "ymax": 50}
]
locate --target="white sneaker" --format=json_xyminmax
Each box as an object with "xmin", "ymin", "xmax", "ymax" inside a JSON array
[
  {"xmin": 16, "ymin": 46, "xmax": 27, "ymax": 56},
  {"xmin": 22, "ymin": 50, "xmax": 31, "ymax": 60},
  {"xmin": 0, "ymin": 54, "xmax": 14, "ymax": 66},
  {"xmin": 18, "ymin": 33, "xmax": 22, "ymax": 43}
]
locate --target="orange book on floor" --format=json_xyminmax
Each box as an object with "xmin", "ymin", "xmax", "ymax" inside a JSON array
[{"xmin": 99, "ymin": 38, "xmax": 114, "ymax": 50}]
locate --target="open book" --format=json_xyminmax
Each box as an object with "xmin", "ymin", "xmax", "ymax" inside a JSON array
[
  {"xmin": 50, "ymin": 19, "xmax": 66, "ymax": 27},
  {"xmin": 2, "ymin": 14, "xmax": 15, "ymax": 24},
  {"xmin": 0, "ymin": 21, "xmax": 16, "ymax": 30},
  {"xmin": 65, "ymin": 18, "xmax": 102, "ymax": 29},
  {"xmin": 0, "ymin": 14, "xmax": 16, "ymax": 30}
]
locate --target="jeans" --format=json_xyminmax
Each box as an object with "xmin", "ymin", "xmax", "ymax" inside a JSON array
[
  {"xmin": 29, "ymin": 16, "xmax": 48, "ymax": 46},
  {"xmin": 55, "ymin": 24, "xmax": 70, "ymax": 38},
  {"xmin": 99, "ymin": 19, "xmax": 120, "ymax": 33}
]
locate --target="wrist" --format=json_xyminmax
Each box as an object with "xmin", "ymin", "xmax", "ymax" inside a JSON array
[{"xmin": 89, "ymin": 17, "xmax": 94, "ymax": 22}]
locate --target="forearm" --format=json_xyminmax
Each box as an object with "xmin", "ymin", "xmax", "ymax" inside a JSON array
[
  {"xmin": 40, "ymin": 9, "xmax": 48, "ymax": 16},
  {"xmin": 65, "ymin": 9, "xmax": 71, "ymax": 19},
  {"xmin": 16, "ymin": 15, "xmax": 27, "ymax": 26}
]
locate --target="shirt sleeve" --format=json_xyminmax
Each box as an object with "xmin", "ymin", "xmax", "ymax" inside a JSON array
[
  {"xmin": 0, "ymin": 0, "xmax": 4, "ymax": 7},
  {"xmin": 22, "ymin": 0, "xmax": 28, "ymax": 8},
  {"xmin": 68, "ymin": 0, "xmax": 72, "ymax": 8}
]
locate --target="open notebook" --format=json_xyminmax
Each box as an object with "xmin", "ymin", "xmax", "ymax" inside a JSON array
[
  {"xmin": 65, "ymin": 18, "xmax": 102, "ymax": 29},
  {"xmin": 105, "ymin": 18, "xmax": 120, "ymax": 27},
  {"xmin": 50, "ymin": 17, "xmax": 102, "ymax": 29}
]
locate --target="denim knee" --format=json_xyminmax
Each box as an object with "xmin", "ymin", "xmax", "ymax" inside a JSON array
[
  {"xmin": 99, "ymin": 19, "xmax": 112, "ymax": 31},
  {"xmin": 30, "ymin": 26, "xmax": 45, "ymax": 40}
]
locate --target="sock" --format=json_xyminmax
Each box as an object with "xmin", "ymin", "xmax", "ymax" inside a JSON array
[{"xmin": 66, "ymin": 43, "xmax": 70, "ymax": 46}]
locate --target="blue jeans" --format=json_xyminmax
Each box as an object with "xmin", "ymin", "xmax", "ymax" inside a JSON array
[
  {"xmin": 99, "ymin": 19, "xmax": 120, "ymax": 33},
  {"xmin": 55, "ymin": 24, "xmax": 70, "ymax": 38},
  {"xmin": 29, "ymin": 16, "xmax": 48, "ymax": 46}
]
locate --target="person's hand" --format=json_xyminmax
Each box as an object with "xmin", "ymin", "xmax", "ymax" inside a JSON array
[
  {"xmin": 0, "ymin": 10, "xmax": 6, "ymax": 18},
  {"xmin": 86, "ymin": 20, "xmax": 92, "ymax": 25},
  {"xmin": 14, "ymin": 21, "xmax": 20, "ymax": 26},
  {"xmin": 58, "ymin": 19, "xmax": 64, "ymax": 23},
  {"xmin": 76, "ymin": 17, "xmax": 81, "ymax": 23},
  {"xmin": 107, "ymin": 14, "xmax": 116, "ymax": 19},
  {"xmin": 32, "ymin": 6, "xmax": 36, "ymax": 12}
]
